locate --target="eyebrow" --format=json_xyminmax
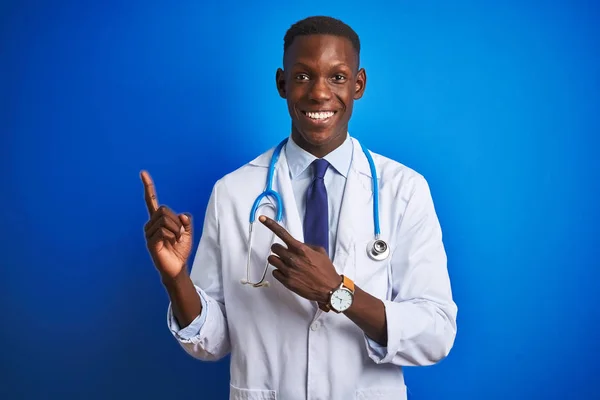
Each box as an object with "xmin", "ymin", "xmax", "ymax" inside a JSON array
[{"xmin": 291, "ymin": 61, "xmax": 353, "ymax": 71}]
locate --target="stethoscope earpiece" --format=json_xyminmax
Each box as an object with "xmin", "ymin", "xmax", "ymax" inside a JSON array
[{"xmin": 241, "ymin": 278, "xmax": 270, "ymax": 288}]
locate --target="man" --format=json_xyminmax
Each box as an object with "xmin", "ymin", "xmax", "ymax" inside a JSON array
[{"xmin": 141, "ymin": 16, "xmax": 457, "ymax": 400}]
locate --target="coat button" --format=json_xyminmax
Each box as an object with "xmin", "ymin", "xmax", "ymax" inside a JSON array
[{"xmin": 310, "ymin": 322, "xmax": 320, "ymax": 331}]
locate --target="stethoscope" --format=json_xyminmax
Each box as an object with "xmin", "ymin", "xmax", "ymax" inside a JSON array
[{"xmin": 241, "ymin": 138, "xmax": 389, "ymax": 288}]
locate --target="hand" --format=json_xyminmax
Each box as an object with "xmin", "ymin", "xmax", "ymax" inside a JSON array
[
  {"xmin": 141, "ymin": 170, "xmax": 193, "ymax": 279},
  {"xmin": 259, "ymin": 215, "xmax": 342, "ymax": 303}
]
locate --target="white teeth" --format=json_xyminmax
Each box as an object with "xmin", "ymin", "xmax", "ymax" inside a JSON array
[{"xmin": 306, "ymin": 111, "xmax": 334, "ymax": 120}]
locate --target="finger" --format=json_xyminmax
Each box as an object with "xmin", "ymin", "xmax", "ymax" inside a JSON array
[
  {"xmin": 270, "ymin": 243, "xmax": 292, "ymax": 259},
  {"xmin": 145, "ymin": 205, "xmax": 182, "ymax": 232},
  {"xmin": 268, "ymin": 254, "xmax": 291, "ymax": 275},
  {"xmin": 259, "ymin": 215, "xmax": 302, "ymax": 249},
  {"xmin": 179, "ymin": 213, "xmax": 192, "ymax": 234},
  {"xmin": 147, "ymin": 227, "xmax": 178, "ymax": 249},
  {"xmin": 145, "ymin": 213, "xmax": 183, "ymax": 241},
  {"xmin": 272, "ymin": 269, "xmax": 290, "ymax": 287},
  {"xmin": 140, "ymin": 170, "xmax": 159, "ymax": 216},
  {"xmin": 144, "ymin": 206, "xmax": 182, "ymax": 230}
]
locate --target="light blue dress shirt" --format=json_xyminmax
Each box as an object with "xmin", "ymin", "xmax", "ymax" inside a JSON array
[
  {"xmin": 285, "ymin": 133, "xmax": 353, "ymax": 258},
  {"xmin": 170, "ymin": 134, "xmax": 386, "ymax": 355}
]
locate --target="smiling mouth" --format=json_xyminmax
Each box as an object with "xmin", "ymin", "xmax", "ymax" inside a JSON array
[{"xmin": 300, "ymin": 110, "xmax": 338, "ymax": 123}]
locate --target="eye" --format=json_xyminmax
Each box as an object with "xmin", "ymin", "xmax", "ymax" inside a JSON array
[
  {"xmin": 295, "ymin": 73, "xmax": 310, "ymax": 81},
  {"xmin": 332, "ymin": 74, "xmax": 347, "ymax": 82}
]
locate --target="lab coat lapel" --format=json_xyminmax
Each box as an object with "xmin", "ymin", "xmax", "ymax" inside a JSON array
[
  {"xmin": 272, "ymin": 148, "xmax": 304, "ymax": 244},
  {"xmin": 333, "ymin": 138, "xmax": 374, "ymax": 276}
]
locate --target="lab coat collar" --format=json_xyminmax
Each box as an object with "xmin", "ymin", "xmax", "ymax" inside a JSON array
[
  {"xmin": 249, "ymin": 135, "xmax": 373, "ymax": 178},
  {"xmin": 285, "ymin": 134, "xmax": 353, "ymax": 179}
]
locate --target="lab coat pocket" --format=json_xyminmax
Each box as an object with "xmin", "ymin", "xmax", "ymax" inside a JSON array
[
  {"xmin": 229, "ymin": 384, "xmax": 276, "ymax": 400},
  {"xmin": 355, "ymin": 385, "xmax": 407, "ymax": 400}
]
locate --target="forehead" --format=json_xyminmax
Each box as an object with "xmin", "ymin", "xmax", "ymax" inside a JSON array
[{"xmin": 284, "ymin": 34, "xmax": 358, "ymax": 70}]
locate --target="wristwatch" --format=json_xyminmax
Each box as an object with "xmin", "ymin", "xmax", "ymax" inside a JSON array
[{"xmin": 322, "ymin": 275, "xmax": 355, "ymax": 313}]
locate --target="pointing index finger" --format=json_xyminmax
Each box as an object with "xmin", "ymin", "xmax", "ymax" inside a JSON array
[
  {"xmin": 140, "ymin": 170, "xmax": 159, "ymax": 216},
  {"xmin": 259, "ymin": 215, "xmax": 301, "ymax": 249}
]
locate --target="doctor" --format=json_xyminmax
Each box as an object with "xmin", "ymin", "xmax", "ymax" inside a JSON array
[{"xmin": 141, "ymin": 16, "xmax": 457, "ymax": 400}]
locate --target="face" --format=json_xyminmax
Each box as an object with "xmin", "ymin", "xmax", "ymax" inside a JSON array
[{"xmin": 276, "ymin": 34, "xmax": 366, "ymax": 157}]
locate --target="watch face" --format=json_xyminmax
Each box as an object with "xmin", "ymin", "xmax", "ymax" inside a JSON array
[{"xmin": 331, "ymin": 288, "xmax": 353, "ymax": 312}]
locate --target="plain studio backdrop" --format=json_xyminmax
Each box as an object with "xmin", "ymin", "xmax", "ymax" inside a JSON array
[{"xmin": 1, "ymin": 1, "xmax": 598, "ymax": 399}]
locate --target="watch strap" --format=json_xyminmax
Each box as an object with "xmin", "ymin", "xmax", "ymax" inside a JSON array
[{"xmin": 341, "ymin": 274, "xmax": 355, "ymax": 293}]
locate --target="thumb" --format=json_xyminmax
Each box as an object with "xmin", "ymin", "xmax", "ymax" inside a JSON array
[{"xmin": 179, "ymin": 213, "xmax": 193, "ymax": 234}]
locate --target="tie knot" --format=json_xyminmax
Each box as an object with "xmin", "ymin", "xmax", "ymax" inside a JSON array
[{"xmin": 312, "ymin": 159, "xmax": 329, "ymax": 179}]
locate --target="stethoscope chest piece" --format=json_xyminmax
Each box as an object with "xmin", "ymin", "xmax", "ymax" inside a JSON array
[{"xmin": 367, "ymin": 239, "xmax": 390, "ymax": 261}]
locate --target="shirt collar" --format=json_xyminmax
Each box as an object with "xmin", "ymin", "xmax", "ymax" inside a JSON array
[{"xmin": 285, "ymin": 134, "xmax": 353, "ymax": 179}]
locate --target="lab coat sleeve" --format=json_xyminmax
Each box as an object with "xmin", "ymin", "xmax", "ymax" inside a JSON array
[
  {"xmin": 167, "ymin": 288, "xmax": 208, "ymax": 340},
  {"xmin": 165, "ymin": 181, "xmax": 230, "ymax": 361},
  {"xmin": 365, "ymin": 174, "xmax": 458, "ymax": 366},
  {"xmin": 365, "ymin": 337, "xmax": 387, "ymax": 358}
]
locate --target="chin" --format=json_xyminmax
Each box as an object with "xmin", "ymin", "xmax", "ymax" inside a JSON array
[{"xmin": 291, "ymin": 106, "xmax": 348, "ymax": 145}]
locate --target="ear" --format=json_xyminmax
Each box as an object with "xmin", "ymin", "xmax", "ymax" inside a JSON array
[
  {"xmin": 353, "ymin": 68, "xmax": 367, "ymax": 100},
  {"xmin": 276, "ymin": 68, "xmax": 286, "ymax": 99}
]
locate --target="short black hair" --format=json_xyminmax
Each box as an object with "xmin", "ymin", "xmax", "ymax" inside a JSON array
[{"xmin": 283, "ymin": 16, "xmax": 361, "ymax": 60}]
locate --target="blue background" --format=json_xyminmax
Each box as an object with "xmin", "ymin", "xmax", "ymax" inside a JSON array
[{"xmin": 2, "ymin": 0, "xmax": 599, "ymax": 398}]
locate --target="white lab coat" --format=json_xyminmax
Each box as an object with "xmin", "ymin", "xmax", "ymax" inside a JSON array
[{"xmin": 167, "ymin": 137, "xmax": 457, "ymax": 400}]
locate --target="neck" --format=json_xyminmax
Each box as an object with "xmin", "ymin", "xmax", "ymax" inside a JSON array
[{"xmin": 291, "ymin": 128, "xmax": 348, "ymax": 158}]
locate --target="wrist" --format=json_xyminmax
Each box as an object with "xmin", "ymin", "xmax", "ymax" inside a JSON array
[
  {"xmin": 323, "ymin": 274, "xmax": 355, "ymax": 314},
  {"xmin": 161, "ymin": 264, "xmax": 189, "ymax": 288},
  {"xmin": 319, "ymin": 274, "xmax": 343, "ymax": 304}
]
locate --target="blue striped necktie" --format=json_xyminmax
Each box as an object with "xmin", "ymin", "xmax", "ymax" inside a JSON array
[{"xmin": 303, "ymin": 159, "xmax": 330, "ymax": 255}]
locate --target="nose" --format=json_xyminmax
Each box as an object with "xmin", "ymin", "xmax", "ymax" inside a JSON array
[{"xmin": 308, "ymin": 77, "xmax": 331, "ymax": 102}]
